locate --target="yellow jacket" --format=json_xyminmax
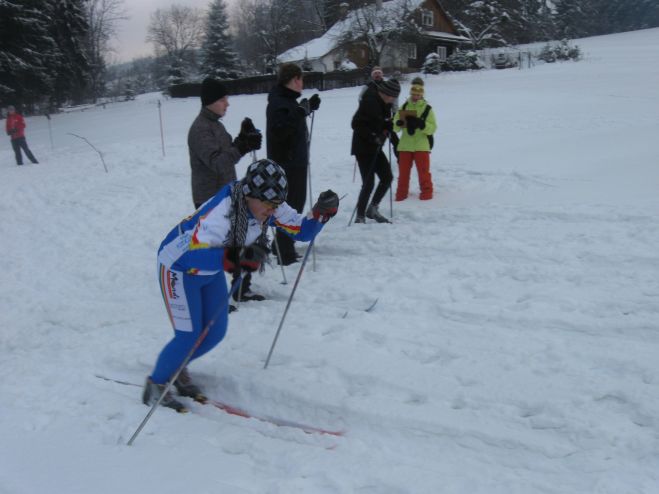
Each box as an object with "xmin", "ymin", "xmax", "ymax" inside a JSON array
[{"xmin": 393, "ymin": 98, "xmax": 437, "ymax": 152}]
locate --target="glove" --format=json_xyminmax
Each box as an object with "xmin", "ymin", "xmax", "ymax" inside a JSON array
[
  {"xmin": 312, "ymin": 190, "xmax": 339, "ymax": 223},
  {"xmin": 239, "ymin": 244, "xmax": 270, "ymax": 272},
  {"xmin": 298, "ymin": 98, "xmax": 311, "ymax": 116},
  {"xmin": 406, "ymin": 117, "xmax": 425, "ymax": 135},
  {"xmin": 240, "ymin": 117, "xmax": 257, "ymax": 134},
  {"xmin": 223, "ymin": 247, "xmax": 240, "ymax": 273},
  {"xmin": 372, "ymin": 133, "xmax": 385, "ymax": 146},
  {"xmin": 233, "ymin": 130, "xmax": 262, "ymax": 155},
  {"xmin": 309, "ymin": 93, "xmax": 321, "ymax": 111},
  {"xmin": 383, "ymin": 119, "xmax": 393, "ymax": 133}
]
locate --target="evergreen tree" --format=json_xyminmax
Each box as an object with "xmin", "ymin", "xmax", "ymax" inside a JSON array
[
  {"xmin": 201, "ymin": 0, "xmax": 240, "ymax": 79},
  {"xmin": 47, "ymin": 0, "xmax": 92, "ymax": 106},
  {"xmin": 0, "ymin": 0, "xmax": 58, "ymax": 109}
]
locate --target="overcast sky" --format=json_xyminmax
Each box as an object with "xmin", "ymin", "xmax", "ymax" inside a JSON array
[{"xmin": 112, "ymin": 0, "xmax": 236, "ymax": 63}]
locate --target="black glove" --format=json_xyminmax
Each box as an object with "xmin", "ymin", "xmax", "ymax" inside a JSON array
[
  {"xmin": 372, "ymin": 133, "xmax": 385, "ymax": 146},
  {"xmin": 383, "ymin": 119, "xmax": 393, "ymax": 133},
  {"xmin": 234, "ymin": 130, "xmax": 262, "ymax": 155},
  {"xmin": 406, "ymin": 116, "xmax": 419, "ymax": 135},
  {"xmin": 309, "ymin": 93, "xmax": 321, "ymax": 111},
  {"xmin": 240, "ymin": 117, "xmax": 257, "ymax": 134},
  {"xmin": 312, "ymin": 190, "xmax": 339, "ymax": 223},
  {"xmin": 239, "ymin": 244, "xmax": 270, "ymax": 272},
  {"xmin": 298, "ymin": 98, "xmax": 311, "ymax": 116}
]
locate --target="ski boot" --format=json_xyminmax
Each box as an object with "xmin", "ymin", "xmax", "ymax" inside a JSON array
[
  {"xmin": 354, "ymin": 215, "xmax": 366, "ymax": 224},
  {"xmin": 142, "ymin": 377, "xmax": 188, "ymax": 413},
  {"xmin": 366, "ymin": 203, "xmax": 391, "ymax": 224},
  {"xmin": 174, "ymin": 368, "xmax": 208, "ymax": 404}
]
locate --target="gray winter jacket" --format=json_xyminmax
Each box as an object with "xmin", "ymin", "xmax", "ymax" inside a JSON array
[{"xmin": 188, "ymin": 107, "xmax": 243, "ymax": 206}]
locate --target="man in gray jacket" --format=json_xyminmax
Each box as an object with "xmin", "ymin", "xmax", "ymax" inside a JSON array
[{"xmin": 188, "ymin": 77, "xmax": 263, "ymax": 302}]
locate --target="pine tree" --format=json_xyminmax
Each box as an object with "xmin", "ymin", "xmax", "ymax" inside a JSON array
[
  {"xmin": 0, "ymin": 0, "xmax": 58, "ymax": 109},
  {"xmin": 47, "ymin": 0, "xmax": 92, "ymax": 106},
  {"xmin": 201, "ymin": 0, "xmax": 240, "ymax": 79}
]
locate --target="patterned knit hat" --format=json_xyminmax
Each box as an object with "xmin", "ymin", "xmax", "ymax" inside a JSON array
[
  {"xmin": 242, "ymin": 159, "xmax": 288, "ymax": 203},
  {"xmin": 377, "ymin": 78, "xmax": 401, "ymax": 98}
]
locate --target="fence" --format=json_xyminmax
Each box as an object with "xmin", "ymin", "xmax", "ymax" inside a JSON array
[{"xmin": 168, "ymin": 69, "xmax": 372, "ymax": 99}]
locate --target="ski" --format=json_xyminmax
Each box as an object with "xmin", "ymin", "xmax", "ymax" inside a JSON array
[
  {"xmin": 341, "ymin": 297, "xmax": 379, "ymax": 319},
  {"xmin": 95, "ymin": 374, "xmax": 345, "ymax": 437}
]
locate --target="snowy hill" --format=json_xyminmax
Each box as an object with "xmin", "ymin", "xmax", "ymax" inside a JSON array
[{"xmin": 1, "ymin": 28, "xmax": 658, "ymax": 494}]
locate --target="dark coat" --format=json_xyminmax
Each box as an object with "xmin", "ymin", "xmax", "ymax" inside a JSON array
[
  {"xmin": 188, "ymin": 107, "xmax": 242, "ymax": 206},
  {"xmin": 266, "ymin": 84, "xmax": 309, "ymax": 169},
  {"xmin": 351, "ymin": 87, "xmax": 392, "ymax": 157}
]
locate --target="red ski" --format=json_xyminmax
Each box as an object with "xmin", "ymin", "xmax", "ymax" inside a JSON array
[{"xmin": 95, "ymin": 374, "xmax": 345, "ymax": 437}]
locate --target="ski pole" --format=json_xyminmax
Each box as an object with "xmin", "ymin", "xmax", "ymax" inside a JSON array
[
  {"xmin": 388, "ymin": 140, "xmax": 393, "ymax": 219},
  {"xmin": 270, "ymin": 226, "xmax": 288, "ymax": 285},
  {"xmin": 158, "ymin": 100, "xmax": 165, "ymax": 157},
  {"xmin": 263, "ymin": 238, "xmax": 315, "ymax": 369},
  {"xmin": 127, "ymin": 273, "xmax": 243, "ymax": 446},
  {"xmin": 307, "ymin": 112, "xmax": 317, "ymax": 271}
]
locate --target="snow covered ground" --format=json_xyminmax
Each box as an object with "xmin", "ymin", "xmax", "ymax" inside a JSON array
[{"xmin": 1, "ymin": 28, "xmax": 658, "ymax": 493}]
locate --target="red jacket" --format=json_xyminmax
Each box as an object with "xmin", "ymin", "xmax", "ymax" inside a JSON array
[{"xmin": 6, "ymin": 112, "xmax": 26, "ymax": 140}]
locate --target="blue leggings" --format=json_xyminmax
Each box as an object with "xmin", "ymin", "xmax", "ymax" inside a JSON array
[{"xmin": 151, "ymin": 266, "xmax": 230, "ymax": 384}]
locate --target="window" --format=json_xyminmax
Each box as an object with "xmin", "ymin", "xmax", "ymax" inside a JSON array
[
  {"xmin": 421, "ymin": 9, "xmax": 433, "ymax": 27},
  {"xmin": 436, "ymin": 46, "xmax": 447, "ymax": 61},
  {"xmin": 407, "ymin": 43, "xmax": 417, "ymax": 60}
]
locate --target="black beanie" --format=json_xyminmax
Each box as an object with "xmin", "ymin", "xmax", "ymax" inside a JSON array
[
  {"xmin": 377, "ymin": 78, "xmax": 401, "ymax": 98},
  {"xmin": 201, "ymin": 77, "xmax": 228, "ymax": 106}
]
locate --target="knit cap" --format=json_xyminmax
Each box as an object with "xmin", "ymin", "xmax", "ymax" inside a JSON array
[
  {"xmin": 410, "ymin": 84, "xmax": 424, "ymax": 96},
  {"xmin": 377, "ymin": 78, "xmax": 401, "ymax": 98},
  {"xmin": 201, "ymin": 77, "xmax": 228, "ymax": 106}
]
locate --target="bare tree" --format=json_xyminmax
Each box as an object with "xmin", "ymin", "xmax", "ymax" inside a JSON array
[
  {"xmin": 335, "ymin": 0, "xmax": 419, "ymax": 66},
  {"xmin": 146, "ymin": 5, "xmax": 205, "ymax": 59},
  {"xmin": 85, "ymin": 0, "xmax": 128, "ymax": 101}
]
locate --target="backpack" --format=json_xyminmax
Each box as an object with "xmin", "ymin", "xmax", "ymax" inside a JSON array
[{"xmin": 401, "ymin": 101, "xmax": 433, "ymax": 149}]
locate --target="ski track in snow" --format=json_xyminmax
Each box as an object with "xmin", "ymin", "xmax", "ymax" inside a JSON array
[{"xmin": 1, "ymin": 28, "xmax": 659, "ymax": 494}]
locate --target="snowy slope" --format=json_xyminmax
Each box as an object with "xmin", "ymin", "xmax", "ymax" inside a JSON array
[{"xmin": 1, "ymin": 28, "xmax": 658, "ymax": 494}]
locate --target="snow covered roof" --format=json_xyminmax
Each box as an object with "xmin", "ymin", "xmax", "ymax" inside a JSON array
[{"xmin": 278, "ymin": 0, "xmax": 440, "ymax": 63}]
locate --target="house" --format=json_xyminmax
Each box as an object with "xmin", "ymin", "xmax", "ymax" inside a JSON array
[{"xmin": 277, "ymin": 0, "xmax": 469, "ymax": 72}]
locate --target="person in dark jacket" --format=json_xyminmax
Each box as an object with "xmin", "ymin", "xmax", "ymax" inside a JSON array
[
  {"xmin": 5, "ymin": 105, "xmax": 38, "ymax": 165},
  {"xmin": 266, "ymin": 63, "xmax": 321, "ymax": 265},
  {"xmin": 351, "ymin": 78, "xmax": 400, "ymax": 224},
  {"xmin": 188, "ymin": 77, "xmax": 263, "ymax": 303}
]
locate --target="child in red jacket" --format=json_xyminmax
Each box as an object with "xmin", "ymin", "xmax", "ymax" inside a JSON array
[{"xmin": 6, "ymin": 105, "xmax": 38, "ymax": 165}]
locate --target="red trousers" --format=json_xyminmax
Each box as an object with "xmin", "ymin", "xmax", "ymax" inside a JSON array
[{"xmin": 396, "ymin": 151, "xmax": 433, "ymax": 200}]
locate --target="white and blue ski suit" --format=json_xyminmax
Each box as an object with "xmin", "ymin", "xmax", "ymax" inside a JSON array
[{"xmin": 150, "ymin": 182, "xmax": 324, "ymax": 384}]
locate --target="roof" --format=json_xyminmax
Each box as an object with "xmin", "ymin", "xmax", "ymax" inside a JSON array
[{"xmin": 279, "ymin": 0, "xmax": 436, "ymax": 63}]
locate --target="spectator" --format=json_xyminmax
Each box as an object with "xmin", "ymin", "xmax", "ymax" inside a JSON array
[
  {"xmin": 266, "ymin": 63, "xmax": 321, "ymax": 265},
  {"xmin": 188, "ymin": 77, "xmax": 263, "ymax": 304},
  {"xmin": 5, "ymin": 105, "xmax": 38, "ymax": 165},
  {"xmin": 393, "ymin": 78, "xmax": 437, "ymax": 201}
]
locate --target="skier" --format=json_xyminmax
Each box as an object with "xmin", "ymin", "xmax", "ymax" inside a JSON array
[
  {"xmin": 143, "ymin": 159, "xmax": 339, "ymax": 411},
  {"xmin": 350, "ymin": 78, "xmax": 400, "ymax": 224},
  {"xmin": 188, "ymin": 77, "xmax": 263, "ymax": 306},
  {"xmin": 393, "ymin": 77, "xmax": 437, "ymax": 201},
  {"xmin": 5, "ymin": 105, "xmax": 38, "ymax": 165}
]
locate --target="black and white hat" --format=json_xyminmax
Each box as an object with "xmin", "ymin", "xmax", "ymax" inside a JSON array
[
  {"xmin": 242, "ymin": 159, "xmax": 288, "ymax": 203},
  {"xmin": 376, "ymin": 78, "xmax": 401, "ymax": 98}
]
